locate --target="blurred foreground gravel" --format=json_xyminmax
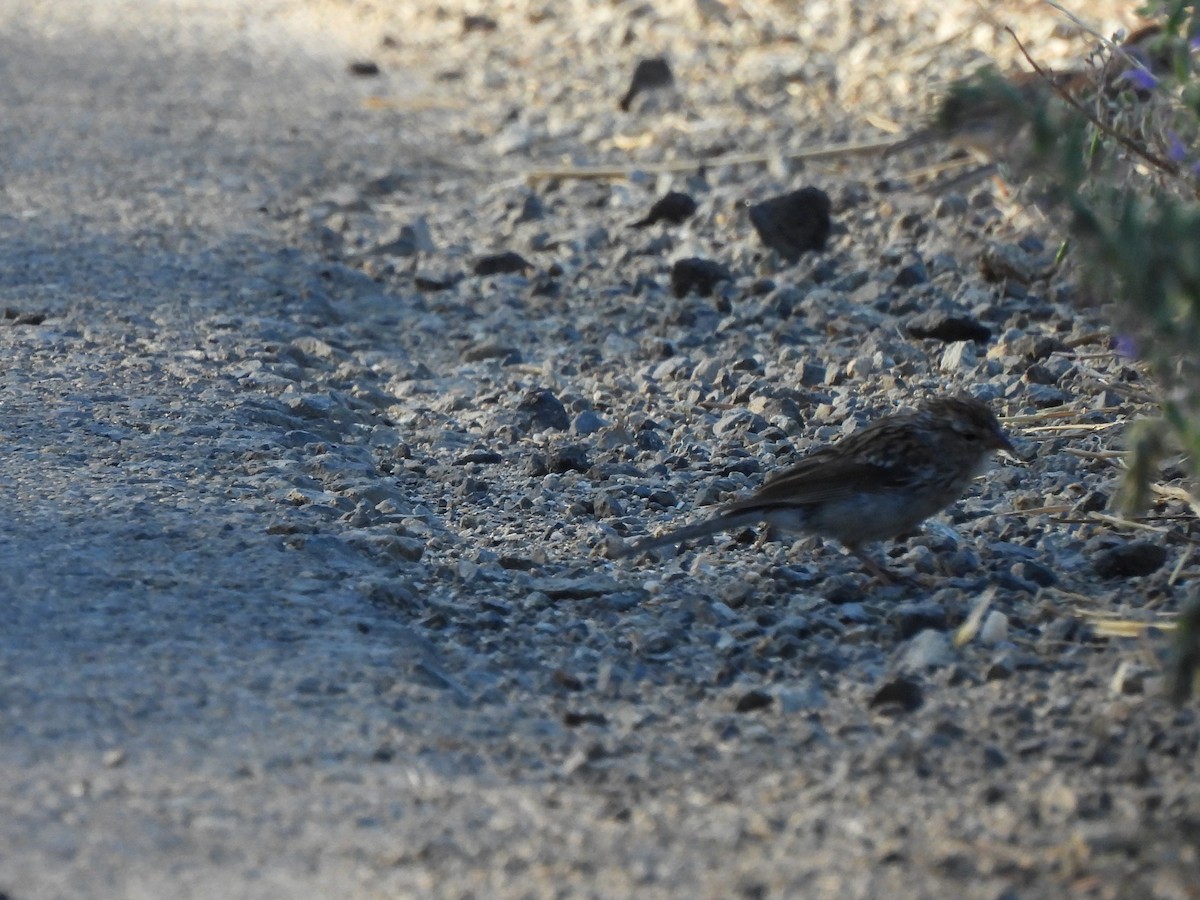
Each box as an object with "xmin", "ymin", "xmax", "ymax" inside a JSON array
[{"xmin": 1, "ymin": 2, "xmax": 1197, "ymax": 898}]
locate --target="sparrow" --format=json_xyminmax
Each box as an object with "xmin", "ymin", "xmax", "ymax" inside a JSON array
[
  {"xmin": 886, "ymin": 68, "xmax": 1086, "ymax": 163},
  {"xmin": 888, "ymin": 24, "xmax": 1179, "ymax": 166},
  {"xmin": 613, "ymin": 396, "xmax": 1015, "ymax": 582}
]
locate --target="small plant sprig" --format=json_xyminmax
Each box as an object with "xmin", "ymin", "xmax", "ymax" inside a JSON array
[
  {"xmin": 985, "ymin": 1, "xmax": 1200, "ymax": 699},
  {"xmin": 965, "ymin": 3, "xmax": 1200, "ymax": 524}
]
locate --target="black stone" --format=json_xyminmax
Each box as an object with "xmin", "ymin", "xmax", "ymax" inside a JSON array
[
  {"xmin": 1093, "ymin": 541, "xmax": 1169, "ymax": 578},
  {"xmin": 524, "ymin": 453, "xmax": 549, "ymax": 477},
  {"xmin": 462, "ymin": 14, "xmax": 498, "ymax": 33},
  {"xmin": 869, "ymin": 676, "xmax": 924, "ymax": 712},
  {"xmin": 1009, "ymin": 333, "xmax": 1068, "ymax": 361},
  {"xmin": 454, "ymin": 450, "xmax": 503, "ymax": 465},
  {"xmin": 747, "ymin": 187, "xmax": 832, "ymax": 263},
  {"xmin": 631, "ymin": 191, "xmax": 698, "ymax": 228},
  {"xmin": 670, "ymin": 257, "xmax": 733, "ymax": 298},
  {"xmin": 734, "ymin": 689, "xmax": 773, "ymax": 713},
  {"xmin": 906, "ymin": 309, "xmax": 992, "ymax": 343},
  {"xmin": 473, "ymin": 251, "xmax": 533, "ymax": 276},
  {"xmin": 463, "ymin": 342, "xmax": 522, "ymax": 364},
  {"xmin": 516, "ymin": 388, "xmax": 570, "ymax": 432},
  {"xmin": 892, "ymin": 602, "xmax": 948, "ymax": 639},
  {"xmin": 549, "ymin": 444, "xmax": 591, "ymax": 473},
  {"xmin": 619, "ymin": 57, "xmax": 674, "ymax": 111},
  {"xmin": 892, "ymin": 254, "xmax": 929, "ymax": 287},
  {"xmin": 563, "ymin": 711, "xmax": 608, "ymax": 727}
]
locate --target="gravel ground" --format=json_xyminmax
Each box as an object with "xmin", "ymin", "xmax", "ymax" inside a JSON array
[{"xmin": 2, "ymin": 1, "xmax": 1198, "ymax": 898}]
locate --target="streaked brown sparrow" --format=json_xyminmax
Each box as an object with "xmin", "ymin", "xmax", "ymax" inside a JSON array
[
  {"xmin": 613, "ymin": 396, "xmax": 1015, "ymax": 582},
  {"xmin": 887, "ymin": 69, "xmax": 1085, "ymax": 163},
  {"xmin": 889, "ymin": 24, "xmax": 1177, "ymax": 165}
]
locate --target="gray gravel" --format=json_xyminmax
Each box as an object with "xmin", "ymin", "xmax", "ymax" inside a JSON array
[{"xmin": 2, "ymin": 1, "xmax": 1198, "ymax": 898}]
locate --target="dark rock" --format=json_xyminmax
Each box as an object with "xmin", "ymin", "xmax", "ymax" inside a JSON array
[
  {"xmin": 455, "ymin": 476, "xmax": 488, "ymax": 499},
  {"xmin": 619, "ymin": 57, "xmax": 674, "ymax": 111},
  {"xmin": 892, "ymin": 602, "xmax": 948, "ymax": 639},
  {"xmin": 347, "ymin": 60, "xmax": 381, "ymax": 77},
  {"xmin": 510, "ymin": 191, "xmax": 545, "ymax": 225},
  {"xmin": 1012, "ymin": 560, "xmax": 1057, "ymax": 587},
  {"xmin": 761, "ymin": 285, "xmax": 803, "ymax": 318},
  {"xmin": 892, "ymin": 253, "xmax": 929, "ymax": 287},
  {"xmin": 462, "ymin": 14, "xmax": 498, "ymax": 33},
  {"xmin": 516, "ymin": 388, "xmax": 570, "ymax": 431},
  {"xmin": 463, "ymin": 342, "xmax": 522, "ymax": 365},
  {"xmin": 4, "ymin": 308, "xmax": 47, "ymax": 325},
  {"xmin": 1024, "ymin": 384, "xmax": 1068, "ymax": 408},
  {"xmin": 473, "ymin": 251, "xmax": 533, "ymax": 276},
  {"xmin": 635, "ymin": 428, "xmax": 665, "ymax": 452},
  {"xmin": 1010, "ymin": 333, "xmax": 1069, "ymax": 361},
  {"xmin": 454, "ymin": 450, "xmax": 503, "ymax": 465},
  {"xmin": 549, "ymin": 444, "xmax": 591, "ymax": 473},
  {"xmin": 563, "ymin": 711, "xmax": 608, "ymax": 727},
  {"xmin": 983, "ymin": 745, "xmax": 1008, "ymax": 769},
  {"xmin": 1023, "ymin": 363, "xmax": 1059, "ymax": 385},
  {"xmin": 797, "ymin": 361, "xmax": 826, "ymax": 386},
  {"xmin": 635, "ymin": 629, "xmax": 680, "ymax": 656},
  {"xmin": 362, "ymin": 169, "xmax": 411, "ymax": 196},
  {"xmin": 869, "ymin": 676, "xmax": 924, "ymax": 712},
  {"xmin": 1093, "ymin": 541, "xmax": 1169, "ymax": 578},
  {"xmin": 631, "ymin": 191, "xmax": 697, "ymax": 228},
  {"xmin": 890, "ymin": 211, "xmax": 928, "ymax": 240},
  {"xmin": 980, "ymin": 241, "xmax": 1043, "ymax": 284},
  {"xmin": 985, "ymin": 656, "xmax": 1015, "ymax": 681},
  {"xmin": 414, "ymin": 274, "xmax": 460, "ymax": 292},
  {"xmin": 553, "ymin": 670, "xmax": 584, "ymax": 691},
  {"xmin": 529, "ymin": 574, "xmax": 627, "ymax": 599},
  {"xmin": 747, "ymin": 187, "xmax": 832, "ymax": 262},
  {"xmin": 735, "ymin": 689, "xmax": 774, "ymax": 713},
  {"xmin": 524, "ymin": 452, "xmax": 549, "ymax": 476},
  {"xmin": 670, "ymin": 257, "xmax": 733, "ymax": 298},
  {"xmin": 528, "ymin": 273, "xmax": 560, "ymax": 298},
  {"xmin": 906, "ymin": 309, "xmax": 991, "ymax": 343},
  {"xmin": 645, "ymin": 488, "xmax": 678, "ymax": 508},
  {"xmin": 498, "ymin": 556, "xmax": 537, "ymax": 571},
  {"xmin": 594, "ymin": 493, "xmax": 625, "ymax": 518},
  {"xmin": 810, "ymin": 258, "xmax": 839, "ymax": 283}
]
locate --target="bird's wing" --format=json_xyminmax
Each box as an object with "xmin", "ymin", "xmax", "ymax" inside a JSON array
[{"xmin": 724, "ymin": 452, "xmax": 903, "ymax": 511}]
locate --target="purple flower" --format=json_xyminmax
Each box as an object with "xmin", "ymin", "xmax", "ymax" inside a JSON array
[
  {"xmin": 1167, "ymin": 131, "xmax": 1191, "ymax": 164},
  {"xmin": 1114, "ymin": 334, "xmax": 1138, "ymax": 360},
  {"xmin": 1118, "ymin": 67, "xmax": 1159, "ymax": 92}
]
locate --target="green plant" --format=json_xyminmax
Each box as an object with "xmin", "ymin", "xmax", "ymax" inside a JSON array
[
  {"xmin": 979, "ymin": 1, "xmax": 1200, "ymax": 698},
  {"xmin": 964, "ymin": 4, "xmax": 1200, "ymax": 522}
]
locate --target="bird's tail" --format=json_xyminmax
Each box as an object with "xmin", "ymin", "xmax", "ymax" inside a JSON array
[
  {"xmin": 883, "ymin": 129, "xmax": 938, "ymax": 158},
  {"xmin": 610, "ymin": 510, "xmax": 764, "ymax": 558}
]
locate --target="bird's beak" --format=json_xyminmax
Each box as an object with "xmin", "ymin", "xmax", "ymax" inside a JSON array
[{"xmin": 993, "ymin": 429, "xmax": 1020, "ymax": 462}]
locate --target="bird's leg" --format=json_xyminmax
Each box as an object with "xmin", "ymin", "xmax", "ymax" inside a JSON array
[
  {"xmin": 847, "ymin": 546, "xmax": 902, "ymax": 585},
  {"xmin": 854, "ymin": 554, "xmax": 902, "ymax": 588}
]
